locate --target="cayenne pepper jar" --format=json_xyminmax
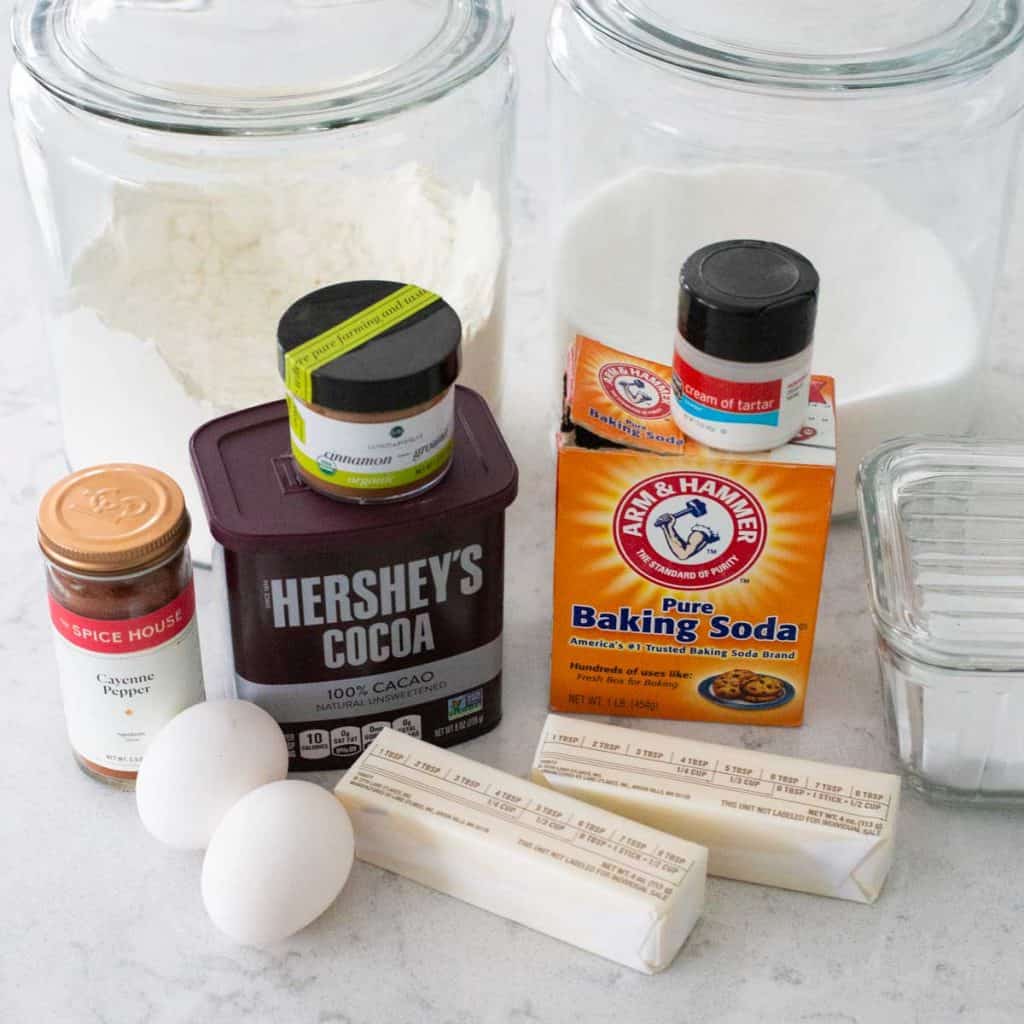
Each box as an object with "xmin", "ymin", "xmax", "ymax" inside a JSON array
[{"xmin": 37, "ymin": 464, "xmax": 205, "ymax": 788}]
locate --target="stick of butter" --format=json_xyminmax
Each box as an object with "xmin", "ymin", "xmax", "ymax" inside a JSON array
[
  {"xmin": 530, "ymin": 715, "xmax": 900, "ymax": 904},
  {"xmin": 334, "ymin": 727, "xmax": 707, "ymax": 974}
]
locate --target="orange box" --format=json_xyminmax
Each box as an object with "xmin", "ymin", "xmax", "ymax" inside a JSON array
[{"xmin": 551, "ymin": 336, "xmax": 836, "ymax": 726}]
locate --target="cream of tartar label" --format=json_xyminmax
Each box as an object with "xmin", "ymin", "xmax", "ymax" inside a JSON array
[
  {"xmin": 672, "ymin": 342, "xmax": 810, "ymax": 447},
  {"xmin": 289, "ymin": 389, "xmax": 454, "ymax": 490},
  {"xmin": 50, "ymin": 586, "xmax": 204, "ymax": 771}
]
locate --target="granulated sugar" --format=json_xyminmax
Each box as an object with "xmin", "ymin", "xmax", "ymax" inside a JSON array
[
  {"xmin": 58, "ymin": 163, "xmax": 504, "ymax": 560},
  {"xmin": 554, "ymin": 166, "xmax": 981, "ymax": 513}
]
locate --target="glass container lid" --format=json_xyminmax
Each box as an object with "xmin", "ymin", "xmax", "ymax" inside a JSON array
[
  {"xmin": 859, "ymin": 437, "xmax": 1024, "ymax": 671},
  {"xmin": 572, "ymin": 0, "xmax": 1024, "ymax": 89},
  {"xmin": 12, "ymin": 0, "xmax": 511, "ymax": 134}
]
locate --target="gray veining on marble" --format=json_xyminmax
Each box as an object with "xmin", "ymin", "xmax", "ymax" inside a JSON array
[{"xmin": 2, "ymin": 3, "xmax": 1023, "ymax": 1023}]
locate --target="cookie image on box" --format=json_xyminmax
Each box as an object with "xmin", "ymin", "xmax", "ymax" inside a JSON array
[
  {"xmin": 714, "ymin": 669, "xmax": 758, "ymax": 688},
  {"xmin": 711, "ymin": 669, "xmax": 756, "ymax": 700},
  {"xmin": 741, "ymin": 676, "xmax": 786, "ymax": 703},
  {"xmin": 711, "ymin": 679, "xmax": 746, "ymax": 700},
  {"xmin": 700, "ymin": 669, "xmax": 795, "ymax": 710}
]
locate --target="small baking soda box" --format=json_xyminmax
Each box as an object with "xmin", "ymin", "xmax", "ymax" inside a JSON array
[{"xmin": 551, "ymin": 336, "xmax": 836, "ymax": 726}]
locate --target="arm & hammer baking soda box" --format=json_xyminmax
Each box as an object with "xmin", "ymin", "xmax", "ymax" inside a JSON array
[{"xmin": 551, "ymin": 336, "xmax": 836, "ymax": 726}]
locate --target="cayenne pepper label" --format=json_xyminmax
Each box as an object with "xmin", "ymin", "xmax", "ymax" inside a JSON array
[
  {"xmin": 48, "ymin": 578, "xmax": 204, "ymax": 776},
  {"xmin": 48, "ymin": 582, "xmax": 196, "ymax": 654}
]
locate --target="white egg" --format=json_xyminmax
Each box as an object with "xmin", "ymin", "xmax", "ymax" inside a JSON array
[
  {"xmin": 201, "ymin": 780, "xmax": 354, "ymax": 945},
  {"xmin": 136, "ymin": 699, "xmax": 289, "ymax": 850}
]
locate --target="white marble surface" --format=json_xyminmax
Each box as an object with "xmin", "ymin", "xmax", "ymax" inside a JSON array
[{"xmin": 3, "ymin": 4, "xmax": 1024, "ymax": 1023}]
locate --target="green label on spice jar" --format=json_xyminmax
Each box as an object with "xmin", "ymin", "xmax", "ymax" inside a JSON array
[
  {"xmin": 284, "ymin": 284, "xmax": 441, "ymax": 403},
  {"xmin": 286, "ymin": 394, "xmax": 306, "ymax": 444},
  {"xmin": 289, "ymin": 389, "xmax": 456, "ymax": 491},
  {"xmin": 292, "ymin": 441, "xmax": 454, "ymax": 490}
]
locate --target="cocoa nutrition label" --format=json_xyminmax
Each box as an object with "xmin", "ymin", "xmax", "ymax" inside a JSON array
[
  {"xmin": 348, "ymin": 736, "xmax": 700, "ymax": 902},
  {"xmin": 535, "ymin": 726, "xmax": 898, "ymax": 838}
]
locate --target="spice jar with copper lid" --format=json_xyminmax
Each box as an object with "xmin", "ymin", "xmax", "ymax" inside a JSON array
[{"xmin": 38, "ymin": 463, "xmax": 205, "ymax": 788}]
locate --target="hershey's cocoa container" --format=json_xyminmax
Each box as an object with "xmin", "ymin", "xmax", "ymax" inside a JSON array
[{"xmin": 190, "ymin": 387, "xmax": 517, "ymax": 770}]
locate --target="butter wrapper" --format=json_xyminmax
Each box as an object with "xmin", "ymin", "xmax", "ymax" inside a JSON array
[
  {"xmin": 336, "ymin": 727, "xmax": 707, "ymax": 973},
  {"xmin": 531, "ymin": 714, "xmax": 900, "ymax": 904}
]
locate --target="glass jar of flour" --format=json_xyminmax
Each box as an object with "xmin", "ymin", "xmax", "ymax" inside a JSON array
[
  {"xmin": 548, "ymin": 0, "xmax": 1024, "ymax": 513},
  {"xmin": 11, "ymin": 0, "xmax": 514, "ymax": 562}
]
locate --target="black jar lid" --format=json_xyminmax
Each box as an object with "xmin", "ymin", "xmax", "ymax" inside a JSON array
[
  {"xmin": 678, "ymin": 240, "xmax": 819, "ymax": 363},
  {"xmin": 278, "ymin": 280, "xmax": 462, "ymax": 414}
]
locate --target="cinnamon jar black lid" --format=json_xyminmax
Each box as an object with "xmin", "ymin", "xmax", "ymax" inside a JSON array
[
  {"xmin": 189, "ymin": 387, "xmax": 517, "ymax": 552},
  {"xmin": 277, "ymin": 280, "xmax": 462, "ymax": 414}
]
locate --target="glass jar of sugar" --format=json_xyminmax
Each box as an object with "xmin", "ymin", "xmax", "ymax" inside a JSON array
[
  {"xmin": 672, "ymin": 240, "xmax": 818, "ymax": 452},
  {"xmin": 11, "ymin": 0, "xmax": 514, "ymax": 564},
  {"xmin": 548, "ymin": 0, "xmax": 1024, "ymax": 514}
]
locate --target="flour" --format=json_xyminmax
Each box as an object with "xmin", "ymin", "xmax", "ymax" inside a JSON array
[
  {"xmin": 59, "ymin": 163, "xmax": 505, "ymax": 561},
  {"xmin": 554, "ymin": 166, "xmax": 981, "ymax": 514}
]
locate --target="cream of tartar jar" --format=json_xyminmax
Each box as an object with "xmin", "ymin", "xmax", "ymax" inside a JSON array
[
  {"xmin": 671, "ymin": 240, "xmax": 819, "ymax": 453},
  {"xmin": 278, "ymin": 281, "xmax": 461, "ymax": 503}
]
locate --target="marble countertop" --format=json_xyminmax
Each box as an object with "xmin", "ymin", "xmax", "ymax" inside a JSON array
[{"xmin": 3, "ymin": 4, "xmax": 1024, "ymax": 1023}]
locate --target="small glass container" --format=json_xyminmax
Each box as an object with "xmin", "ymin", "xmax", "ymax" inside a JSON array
[
  {"xmin": 858, "ymin": 437, "xmax": 1024, "ymax": 804},
  {"xmin": 278, "ymin": 282, "xmax": 461, "ymax": 504},
  {"xmin": 38, "ymin": 464, "xmax": 205, "ymax": 788}
]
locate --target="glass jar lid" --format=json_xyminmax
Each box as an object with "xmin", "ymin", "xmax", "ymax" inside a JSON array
[
  {"xmin": 858, "ymin": 437, "xmax": 1024, "ymax": 671},
  {"xmin": 12, "ymin": 0, "xmax": 512, "ymax": 134},
  {"xmin": 572, "ymin": 0, "xmax": 1024, "ymax": 89}
]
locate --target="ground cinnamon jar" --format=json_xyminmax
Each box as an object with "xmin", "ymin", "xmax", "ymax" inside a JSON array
[
  {"xmin": 278, "ymin": 281, "xmax": 461, "ymax": 504},
  {"xmin": 38, "ymin": 464, "xmax": 205, "ymax": 788}
]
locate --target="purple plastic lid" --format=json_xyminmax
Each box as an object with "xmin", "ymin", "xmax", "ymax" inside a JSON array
[{"xmin": 189, "ymin": 387, "xmax": 518, "ymax": 552}]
